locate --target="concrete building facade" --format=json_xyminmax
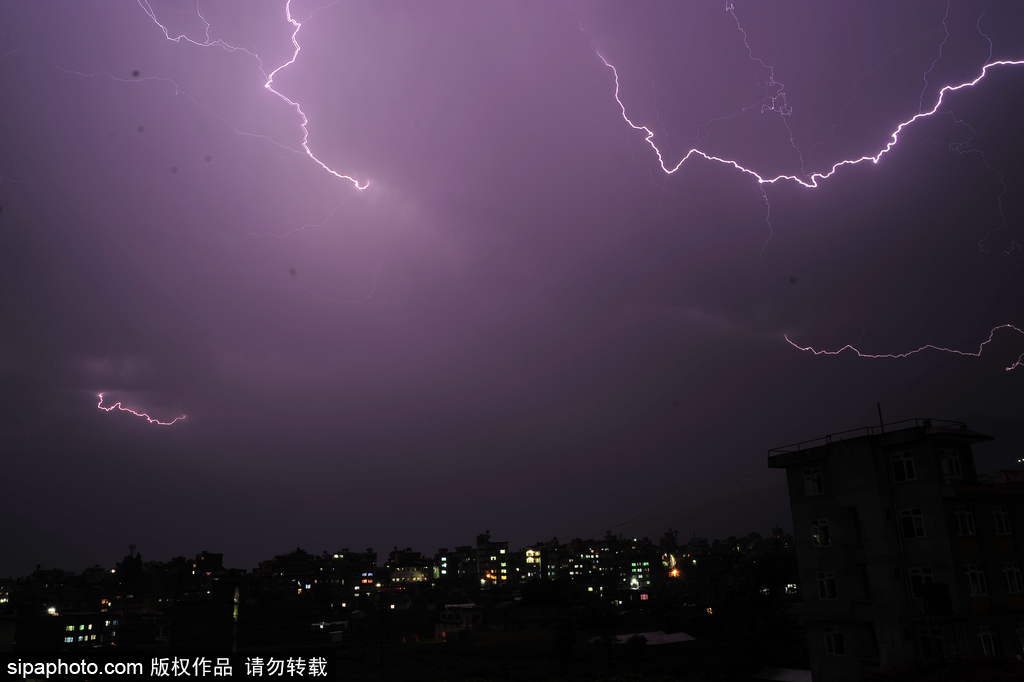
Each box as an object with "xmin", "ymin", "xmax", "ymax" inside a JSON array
[{"xmin": 769, "ymin": 418, "xmax": 1024, "ymax": 681}]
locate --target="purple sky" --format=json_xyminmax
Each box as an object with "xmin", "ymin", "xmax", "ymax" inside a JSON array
[{"xmin": 2, "ymin": 0, "xmax": 1023, "ymax": 576}]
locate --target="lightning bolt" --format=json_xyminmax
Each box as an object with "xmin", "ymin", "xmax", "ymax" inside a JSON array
[
  {"xmin": 137, "ymin": 0, "xmax": 367, "ymax": 190},
  {"xmin": 591, "ymin": 3, "xmax": 1023, "ymax": 369},
  {"xmin": 97, "ymin": 393, "xmax": 186, "ymax": 425},
  {"xmin": 919, "ymin": 0, "xmax": 951, "ymax": 114},
  {"xmin": 597, "ymin": 47, "xmax": 1024, "ymax": 188},
  {"xmin": 785, "ymin": 325, "xmax": 1024, "ymax": 372}
]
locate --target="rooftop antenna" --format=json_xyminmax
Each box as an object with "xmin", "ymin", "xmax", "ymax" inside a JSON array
[{"xmin": 876, "ymin": 404, "xmax": 885, "ymax": 434}]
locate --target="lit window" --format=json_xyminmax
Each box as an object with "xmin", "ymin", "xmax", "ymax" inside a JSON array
[
  {"xmin": 79, "ymin": 625, "xmax": 85, "ymax": 631},
  {"xmin": 786, "ymin": 583, "xmax": 797, "ymax": 594},
  {"xmin": 816, "ymin": 572, "xmax": 838, "ymax": 599},
  {"xmin": 810, "ymin": 519, "xmax": 831, "ymax": 547},
  {"xmin": 1005, "ymin": 562, "xmax": 1024, "ymax": 594},
  {"xmin": 978, "ymin": 626, "xmax": 998, "ymax": 656},
  {"xmin": 64, "ymin": 637, "xmax": 73, "ymax": 643},
  {"xmin": 823, "ymin": 626, "xmax": 845, "ymax": 655},
  {"xmin": 966, "ymin": 565, "xmax": 988, "ymax": 597},
  {"xmin": 66, "ymin": 625, "xmax": 74, "ymax": 632},
  {"xmin": 938, "ymin": 449, "xmax": 962, "ymax": 478},
  {"xmin": 994, "ymin": 506, "xmax": 1013, "ymax": 536},
  {"xmin": 954, "ymin": 506, "xmax": 976, "ymax": 536},
  {"xmin": 891, "ymin": 452, "xmax": 915, "ymax": 482},
  {"xmin": 804, "ymin": 468, "xmax": 824, "ymax": 496},
  {"xmin": 900, "ymin": 508, "xmax": 925, "ymax": 539},
  {"xmin": 908, "ymin": 567, "xmax": 933, "ymax": 598}
]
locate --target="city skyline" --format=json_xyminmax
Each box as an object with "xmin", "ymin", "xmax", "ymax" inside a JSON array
[{"xmin": 2, "ymin": 1, "xmax": 1023, "ymax": 580}]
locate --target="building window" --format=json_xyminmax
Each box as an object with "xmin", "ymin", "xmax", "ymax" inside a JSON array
[
  {"xmin": 938, "ymin": 448, "xmax": 962, "ymax": 478},
  {"xmin": 786, "ymin": 583, "xmax": 798, "ymax": 594},
  {"xmin": 966, "ymin": 565, "xmax": 988, "ymax": 597},
  {"xmin": 919, "ymin": 628, "xmax": 944, "ymax": 659},
  {"xmin": 892, "ymin": 452, "xmax": 916, "ymax": 482},
  {"xmin": 899, "ymin": 508, "xmax": 925, "ymax": 539},
  {"xmin": 810, "ymin": 519, "xmax": 831, "ymax": 547},
  {"xmin": 909, "ymin": 567, "xmax": 934, "ymax": 598},
  {"xmin": 978, "ymin": 626, "xmax": 998, "ymax": 656},
  {"xmin": 804, "ymin": 468, "xmax": 824, "ymax": 496},
  {"xmin": 816, "ymin": 571, "xmax": 838, "ymax": 599},
  {"xmin": 954, "ymin": 506, "xmax": 976, "ymax": 536},
  {"xmin": 1005, "ymin": 562, "xmax": 1024, "ymax": 593},
  {"xmin": 823, "ymin": 626, "xmax": 845, "ymax": 655},
  {"xmin": 64, "ymin": 637, "xmax": 73, "ymax": 643},
  {"xmin": 993, "ymin": 505, "xmax": 1012, "ymax": 536}
]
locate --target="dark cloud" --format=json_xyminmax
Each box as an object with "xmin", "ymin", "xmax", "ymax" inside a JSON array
[{"xmin": 0, "ymin": 0, "xmax": 1022, "ymax": 575}]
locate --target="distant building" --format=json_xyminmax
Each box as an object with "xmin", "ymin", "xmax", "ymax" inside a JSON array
[
  {"xmin": 768, "ymin": 417, "xmax": 1024, "ymax": 681},
  {"xmin": 387, "ymin": 548, "xmax": 431, "ymax": 585},
  {"xmin": 435, "ymin": 603, "xmax": 482, "ymax": 639},
  {"xmin": 614, "ymin": 537, "xmax": 660, "ymax": 592},
  {"xmin": 520, "ymin": 543, "xmax": 545, "ymax": 582},
  {"xmin": 323, "ymin": 548, "xmax": 377, "ymax": 602},
  {"xmin": 433, "ymin": 546, "xmax": 476, "ymax": 582},
  {"xmin": 476, "ymin": 532, "xmax": 509, "ymax": 587}
]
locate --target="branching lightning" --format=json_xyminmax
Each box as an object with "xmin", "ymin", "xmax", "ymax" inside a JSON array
[
  {"xmin": 785, "ymin": 325, "xmax": 1024, "ymax": 372},
  {"xmin": 261, "ymin": 1, "xmax": 367, "ymax": 190},
  {"xmin": 97, "ymin": 393, "xmax": 186, "ymax": 425},
  {"xmin": 590, "ymin": 3, "xmax": 1023, "ymax": 371},
  {"xmin": 597, "ymin": 47, "xmax": 1024, "ymax": 189},
  {"xmin": 137, "ymin": 0, "xmax": 367, "ymax": 190}
]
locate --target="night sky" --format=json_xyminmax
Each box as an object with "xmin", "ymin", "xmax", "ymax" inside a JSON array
[{"xmin": 2, "ymin": 0, "xmax": 1023, "ymax": 577}]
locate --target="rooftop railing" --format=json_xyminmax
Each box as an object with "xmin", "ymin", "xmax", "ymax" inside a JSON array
[{"xmin": 767, "ymin": 418, "xmax": 966, "ymax": 456}]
